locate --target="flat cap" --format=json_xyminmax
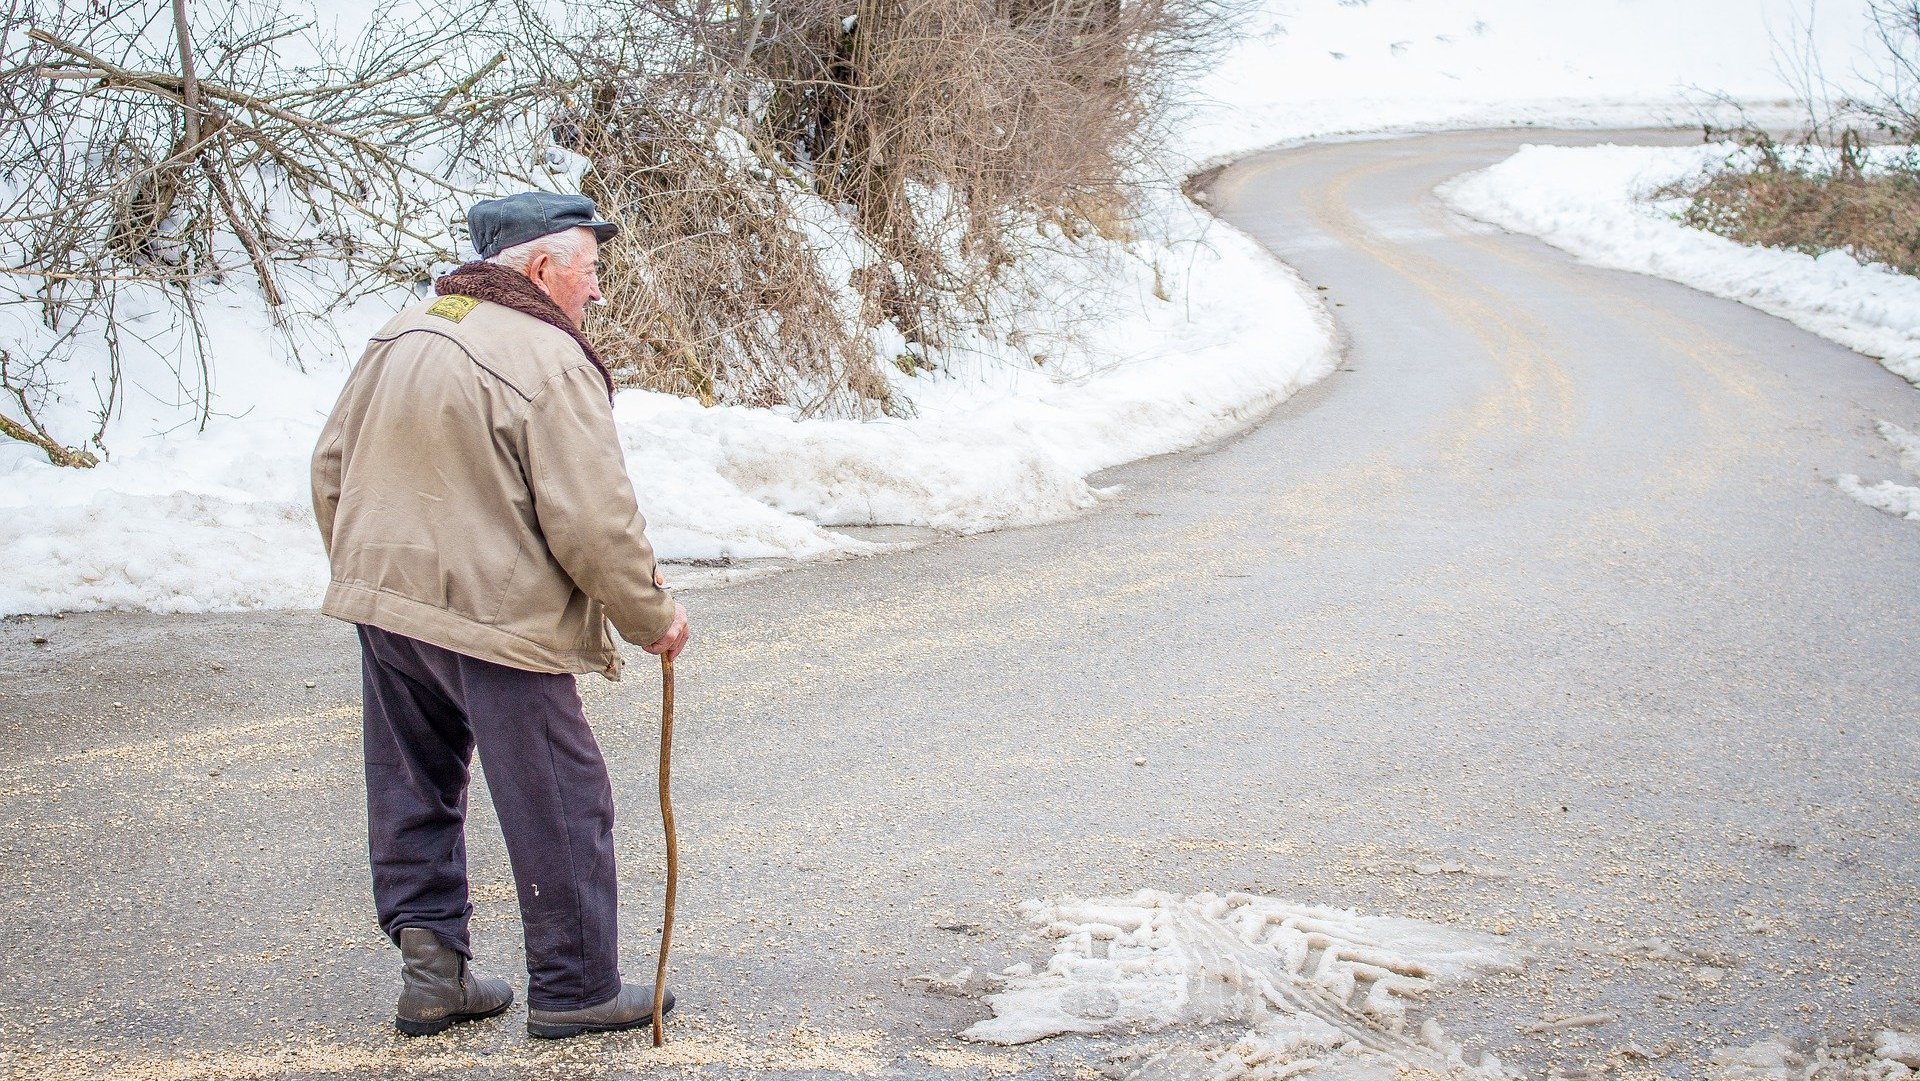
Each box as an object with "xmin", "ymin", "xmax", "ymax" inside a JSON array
[{"xmin": 467, "ymin": 192, "xmax": 618, "ymax": 259}]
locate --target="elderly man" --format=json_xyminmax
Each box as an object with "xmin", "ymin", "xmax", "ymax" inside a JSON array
[{"xmin": 312, "ymin": 192, "xmax": 689, "ymax": 1040}]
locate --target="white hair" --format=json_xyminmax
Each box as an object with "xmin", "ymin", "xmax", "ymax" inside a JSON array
[{"xmin": 486, "ymin": 226, "xmax": 596, "ymax": 272}]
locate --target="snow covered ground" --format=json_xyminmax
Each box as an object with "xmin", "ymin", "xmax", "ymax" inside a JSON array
[
  {"xmin": 1711, "ymin": 1031, "xmax": 1920, "ymax": 1081},
  {"xmin": 1438, "ymin": 142, "xmax": 1920, "ymax": 524},
  {"xmin": 1840, "ymin": 422, "xmax": 1920, "ymax": 522},
  {"xmin": 0, "ymin": 0, "xmax": 1890, "ymax": 614},
  {"xmin": 1182, "ymin": 0, "xmax": 1880, "ymax": 165}
]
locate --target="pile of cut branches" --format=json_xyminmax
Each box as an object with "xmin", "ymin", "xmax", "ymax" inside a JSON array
[{"xmin": 0, "ymin": 0, "xmax": 529, "ymax": 462}]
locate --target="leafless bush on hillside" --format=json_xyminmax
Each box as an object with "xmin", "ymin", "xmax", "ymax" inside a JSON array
[
  {"xmin": 759, "ymin": 0, "xmax": 1237, "ymax": 351},
  {"xmin": 514, "ymin": 4, "xmax": 896, "ymax": 414},
  {"xmin": 499, "ymin": 0, "xmax": 1237, "ymax": 417},
  {"xmin": 1662, "ymin": 153, "xmax": 1920, "ymax": 275}
]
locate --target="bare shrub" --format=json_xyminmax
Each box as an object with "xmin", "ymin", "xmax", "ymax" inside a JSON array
[
  {"xmin": 1669, "ymin": 0, "xmax": 1920, "ymax": 277},
  {"xmin": 498, "ymin": 0, "xmax": 1236, "ymax": 417},
  {"xmin": 578, "ymin": 107, "xmax": 898, "ymax": 415}
]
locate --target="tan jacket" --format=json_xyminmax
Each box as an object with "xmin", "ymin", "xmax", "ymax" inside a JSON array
[{"xmin": 311, "ymin": 294, "xmax": 676, "ymax": 679}]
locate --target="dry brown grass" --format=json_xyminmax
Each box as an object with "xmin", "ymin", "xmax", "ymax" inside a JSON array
[
  {"xmin": 1663, "ymin": 0, "xmax": 1920, "ymax": 278},
  {"xmin": 565, "ymin": 95, "xmax": 897, "ymax": 415},
  {"xmin": 1662, "ymin": 138, "xmax": 1920, "ymax": 277}
]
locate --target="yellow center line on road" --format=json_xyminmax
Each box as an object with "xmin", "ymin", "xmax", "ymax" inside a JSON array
[
  {"xmin": 1206, "ymin": 138, "xmax": 1804, "ymax": 571},
  {"xmin": 1281, "ymin": 137, "xmax": 1804, "ymax": 530}
]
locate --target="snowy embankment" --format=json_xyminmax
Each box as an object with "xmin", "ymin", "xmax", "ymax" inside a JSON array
[
  {"xmin": 1439, "ymin": 142, "xmax": 1920, "ymax": 522},
  {"xmin": 1440, "ymin": 144, "xmax": 1920, "ymax": 384},
  {"xmin": 0, "ymin": 186, "xmax": 1333, "ymax": 614}
]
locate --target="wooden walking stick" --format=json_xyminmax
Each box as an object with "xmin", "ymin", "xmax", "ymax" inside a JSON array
[{"xmin": 652, "ymin": 653, "xmax": 678, "ymax": 1047}]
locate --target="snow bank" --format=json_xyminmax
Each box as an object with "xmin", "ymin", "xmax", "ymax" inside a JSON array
[
  {"xmin": 956, "ymin": 890, "xmax": 1518, "ymax": 1081},
  {"xmin": 1840, "ymin": 421, "xmax": 1920, "ymax": 523},
  {"xmin": 1439, "ymin": 143, "xmax": 1920, "ymax": 387},
  {"xmin": 1183, "ymin": 0, "xmax": 1879, "ymax": 164},
  {"xmin": 0, "ymin": 187, "xmax": 1333, "ymax": 614}
]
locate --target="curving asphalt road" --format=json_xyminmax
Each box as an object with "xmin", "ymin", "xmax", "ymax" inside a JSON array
[{"xmin": 3, "ymin": 129, "xmax": 1919, "ymax": 1080}]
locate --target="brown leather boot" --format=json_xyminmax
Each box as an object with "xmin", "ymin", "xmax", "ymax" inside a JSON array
[
  {"xmin": 526, "ymin": 981, "xmax": 675, "ymax": 1039},
  {"xmin": 394, "ymin": 927, "xmax": 515, "ymax": 1037}
]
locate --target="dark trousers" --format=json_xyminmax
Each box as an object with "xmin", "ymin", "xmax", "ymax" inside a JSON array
[{"xmin": 358, "ymin": 624, "xmax": 622, "ymax": 1011}]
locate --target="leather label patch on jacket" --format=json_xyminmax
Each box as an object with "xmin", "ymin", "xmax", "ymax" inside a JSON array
[{"xmin": 427, "ymin": 295, "xmax": 480, "ymax": 322}]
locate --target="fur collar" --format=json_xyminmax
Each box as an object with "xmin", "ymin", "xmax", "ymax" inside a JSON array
[{"xmin": 435, "ymin": 261, "xmax": 614, "ymax": 401}]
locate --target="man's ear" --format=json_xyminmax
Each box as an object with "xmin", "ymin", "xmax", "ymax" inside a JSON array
[{"xmin": 524, "ymin": 251, "xmax": 554, "ymax": 296}]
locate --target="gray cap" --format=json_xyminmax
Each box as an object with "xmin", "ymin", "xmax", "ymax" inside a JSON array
[{"xmin": 467, "ymin": 192, "xmax": 618, "ymax": 259}]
